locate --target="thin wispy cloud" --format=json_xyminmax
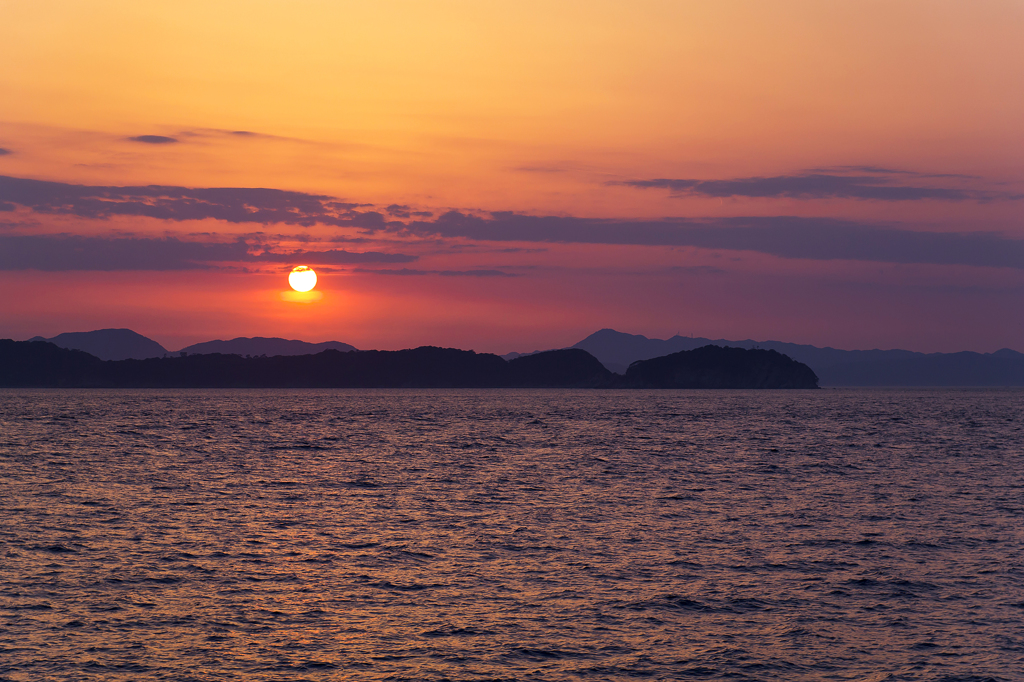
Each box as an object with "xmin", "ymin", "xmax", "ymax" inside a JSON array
[
  {"xmin": 352, "ymin": 268, "xmax": 517, "ymax": 277},
  {"xmin": 0, "ymin": 175, "xmax": 385, "ymax": 228},
  {"xmin": 0, "ymin": 148, "xmax": 12, "ymax": 156},
  {"xmin": 616, "ymin": 168, "xmax": 1019, "ymax": 202},
  {"xmin": 3, "ymin": 175, "xmax": 1022, "ymax": 270},
  {"xmin": 0, "ymin": 234, "xmax": 416, "ymax": 271},
  {"xmin": 809, "ymin": 165, "xmax": 979, "ymax": 180},
  {"xmin": 398, "ymin": 212, "xmax": 1024, "ymax": 270},
  {"xmin": 253, "ymin": 249, "xmax": 415, "ymax": 264},
  {"xmin": 179, "ymin": 128, "xmax": 298, "ymax": 142},
  {"xmin": 128, "ymin": 135, "xmax": 178, "ymax": 144}
]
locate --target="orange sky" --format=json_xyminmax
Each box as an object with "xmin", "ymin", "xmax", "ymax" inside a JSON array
[{"xmin": 1, "ymin": 1, "xmax": 1022, "ymax": 352}]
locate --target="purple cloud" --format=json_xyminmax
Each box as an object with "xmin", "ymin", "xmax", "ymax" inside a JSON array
[
  {"xmin": 128, "ymin": 135, "xmax": 178, "ymax": 144},
  {"xmin": 0, "ymin": 234, "xmax": 416, "ymax": 271},
  {"xmin": 253, "ymin": 249, "xmax": 415, "ymax": 264},
  {"xmin": 398, "ymin": 212, "xmax": 1024, "ymax": 270},
  {"xmin": 352, "ymin": 268, "xmax": 517, "ymax": 277},
  {"xmin": 0, "ymin": 175, "xmax": 385, "ymax": 228},
  {"xmin": 385, "ymin": 204, "xmax": 413, "ymax": 218},
  {"xmin": 617, "ymin": 168, "xmax": 1019, "ymax": 202},
  {"xmin": 2, "ymin": 174, "xmax": 1022, "ymax": 270}
]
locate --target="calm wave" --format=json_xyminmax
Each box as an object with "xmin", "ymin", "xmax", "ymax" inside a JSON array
[{"xmin": 1, "ymin": 388, "xmax": 1022, "ymax": 681}]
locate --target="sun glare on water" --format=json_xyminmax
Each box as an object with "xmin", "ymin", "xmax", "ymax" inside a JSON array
[{"xmin": 288, "ymin": 266, "xmax": 317, "ymax": 292}]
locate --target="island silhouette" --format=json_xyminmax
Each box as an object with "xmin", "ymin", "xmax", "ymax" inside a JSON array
[
  {"xmin": 28, "ymin": 329, "xmax": 358, "ymax": 361},
  {"xmin": 16, "ymin": 327, "xmax": 1024, "ymax": 386},
  {"xmin": 0, "ymin": 339, "xmax": 818, "ymax": 389}
]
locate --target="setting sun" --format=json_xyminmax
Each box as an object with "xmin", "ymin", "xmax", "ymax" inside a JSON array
[{"xmin": 288, "ymin": 266, "xmax": 317, "ymax": 292}]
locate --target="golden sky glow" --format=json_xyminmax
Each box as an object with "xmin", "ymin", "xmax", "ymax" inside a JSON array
[{"xmin": 1, "ymin": 1, "xmax": 1022, "ymax": 351}]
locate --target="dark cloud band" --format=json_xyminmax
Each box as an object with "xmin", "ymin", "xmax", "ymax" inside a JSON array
[
  {"xmin": 352, "ymin": 268, "xmax": 517, "ymax": 277},
  {"xmin": 617, "ymin": 170, "xmax": 1020, "ymax": 202},
  {"xmin": 399, "ymin": 212, "xmax": 1024, "ymax": 270},
  {"xmin": 0, "ymin": 175, "xmax": 385, "ymax": 228},
  {"xmin": 0, "ymin": 235, "xmax": 416, "ymax": 271},
  {"xmin": 2, "ymin": 175, "xmax": 1021, "ymax": 270},
  {"xmin": 128, "ymin": 135, "xmax": 178, "ymax": 144}
]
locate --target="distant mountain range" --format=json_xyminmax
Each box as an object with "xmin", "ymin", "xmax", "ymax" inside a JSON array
[
  {"xmin": 569, "ymin": 329, "xmax": 1024, "ymax": 386},
  {"xmin": 28, "ymin": 329, "xmax": 358, "ymax": 361},
  {"xmin": 28, "ymin": 329, "xmax": 168, "ymax": 362},
  {"xmin": 20, "ymin": 327, "xmax": 1024, "ymax": 386},
  {"xmin": 178, "ymin": 337, "xmax": 357, "ymax": 357},
  {"xmin": 0, "ymin": 340, "xmax": 817, "ymax": 389}
]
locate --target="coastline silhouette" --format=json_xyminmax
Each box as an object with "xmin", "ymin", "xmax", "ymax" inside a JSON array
[
  {"xmin": 26, "ymin": 327, "xmax": 1023, "ymax": 386},
  {"xmin": 0, "ymin": 339, "xmax": 818, "ymax": 389}
]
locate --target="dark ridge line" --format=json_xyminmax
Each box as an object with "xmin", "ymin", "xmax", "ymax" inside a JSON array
[{"xmin": 0, "ymin": 340, "xmax": 818, "ymax": 389}]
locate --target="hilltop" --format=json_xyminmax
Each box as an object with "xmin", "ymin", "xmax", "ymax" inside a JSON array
[
  {"xmin": 570, "ymin": 329, "xmax": 1024, "ymax": 386},
  {"xmin": 178, "ymin": 337, "xmax": 357, "ymax": 356},
  {"xmin": 0, "ymin": 340, "xmax": 817, "ymax": 389}
]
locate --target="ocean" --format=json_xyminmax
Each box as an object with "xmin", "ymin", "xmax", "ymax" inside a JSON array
[{"xmin": 1, "ymin": 388, "xmax": 1022, "ymax": 681}]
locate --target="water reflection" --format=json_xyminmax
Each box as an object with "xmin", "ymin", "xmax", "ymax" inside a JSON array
[{"xmin": 0, "ymin": 388, "xmax": 1021, "ymax": 680}]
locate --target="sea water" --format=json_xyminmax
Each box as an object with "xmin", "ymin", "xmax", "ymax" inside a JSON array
[{"xmin": 1, "ymin": 388, "xmax": 1022, "ymax": 681}]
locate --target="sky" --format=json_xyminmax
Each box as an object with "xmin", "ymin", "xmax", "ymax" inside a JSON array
[{"xmin": 1, "ymin": 0, "xmax": 1022, "ymax": 353}]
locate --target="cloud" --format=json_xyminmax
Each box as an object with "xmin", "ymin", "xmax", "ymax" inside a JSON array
[
  {"xmin": 2, "ymin": 174, "xmax": 1022, "ymax": 270},
  {"xmin": 178, "ymin": 127, "xmax": 314, "ymax": 144},
  {"xmin": 617, "ymin": 168, "xmax": 1019, "ymax": 202},
  {"xmin": 128, "ymin": 135, "xmax": 179, "ymax": 144},
  {"xmin": 438, "ymin": 269, "xmax": 516, "ymax": 277},
  {"xmin": 0, "ymin": 148, "xmax": 12, "ymax": 156},
  {"xmin": 398, "ymin": 211, "xmax": 1024, "ymax": 270},
  {"xmin": 385, "ymin": 204, "xmax": 412, "ymax": 218},
  {"xmin": 352, "ymin": 268, "xmax": 517, "ymax": 277},
  {"xmin": 384, "ymin": 205, "xmax": 435, "ymax": 219},
  {"xmin": 0, "ymin": 234, "xmax": 417, "ymax": 271},
  {"xmin": 809, "ymin": 165, "xmax": 978, "ymax": 180},
  {"xmin": 0, "ymin": 235, "xmax": 242, "ymax": 270},
  {"xmin": 0, "ymin": 175, "xmax": 386, "ymax": 228},
  {"xmin": 253, "ymin": 249, "xmax": 415, "ymax": 264}
]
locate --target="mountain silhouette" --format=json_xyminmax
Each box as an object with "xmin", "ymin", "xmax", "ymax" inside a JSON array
[
  {"xmin": 23, "ymin": 327, "xmax": 1024, "ymax": 386},
  {"xmin": 1, "ymin": 339, "xmax": 103, "ymax": 384},
  {"xmin": 572, "ymin": 329, "xmax": 1024, "ymax": 386},
  {"xmin": 508, "ymin": 348, "xmax": 613, "ymax": 387},
  {"xmin": 622, "ymin": 345, "xmax": 819, "ymax": 389},
  {"xmin": 177, "ymin": 337, "xmax": 357, "ymax": 356},
  {"xmin": 0, "ymin": 340, "xmax": 816, "ymax": 389},
  {"xmin": 28, "ymin": 328, "xmax": 167, "ymax": 361}
]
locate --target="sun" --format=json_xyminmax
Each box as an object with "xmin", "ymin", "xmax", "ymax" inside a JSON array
[{"xmin": 288, "ymin": 265, "xmax": 317, "ymax": 292}]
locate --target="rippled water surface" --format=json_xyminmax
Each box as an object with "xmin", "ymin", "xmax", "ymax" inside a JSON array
[{"xmin": 1, "ymin": 388, "xmax": 1023, "ymax": 681}]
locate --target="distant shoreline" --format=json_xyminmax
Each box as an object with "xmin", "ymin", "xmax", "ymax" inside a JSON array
[
  {"xmin": 24, "ymin": 328, "xmax": 1024, "ymax": 387},
  {"xmin": 1, "ymin": 340, "xmax": 819, "ymax": 390}
]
